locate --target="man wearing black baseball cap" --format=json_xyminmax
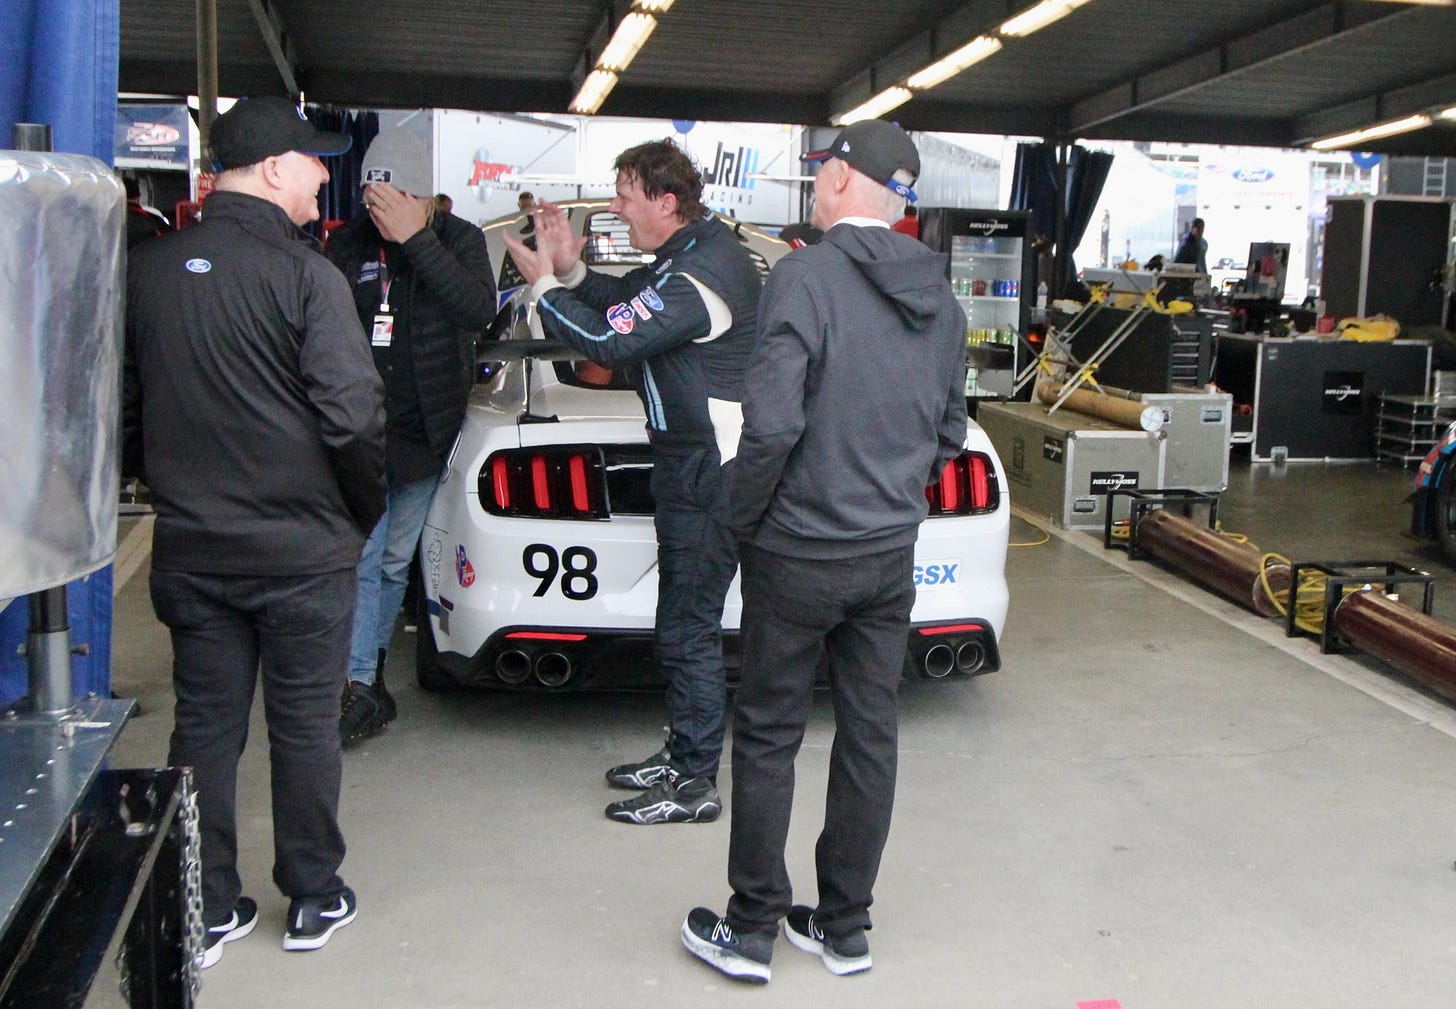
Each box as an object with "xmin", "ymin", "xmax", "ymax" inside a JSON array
[
  {"xmin": 123, "ymin": 95, "xmax": 383, "ymax": 967},
  {"xmin": 799, "ymin": 119, "xmax": 922, "ymax": 203},
  {"xmin": 682, "ymin": 119, "xmax": 967, "ymax": 983}
]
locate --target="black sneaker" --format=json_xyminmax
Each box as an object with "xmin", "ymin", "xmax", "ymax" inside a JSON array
[
  {"xmin": 372, "ymin": 649, "xmax": 397, "ymax": 724},
  {"xmin": 604, "ymin": 745, "xmax": 676, "ymax": 789},
  {"xmin": 339, "ymin": 681, "xmax": 384, "ymax": 746},
  {"xmin": 680, "ymin": 907, "xmax": 772, "ymax": 983},
  {"xmin": 282, "ymin": 886, "xmax": 357, "ymax": 951},
  {"xmin": 605, "ymin": 776, "xmax": 720, "ymax": 824},
  {"xmin": 784, "ymin": 905, "xmax": 871, "ymax": 975},
  {"xmin": 200, "ymin": 895, "xmax": 258, "ymax": 969},
  {"xmin": 372, "ymin": 678, "xmax": 397, "ymax": 725}
]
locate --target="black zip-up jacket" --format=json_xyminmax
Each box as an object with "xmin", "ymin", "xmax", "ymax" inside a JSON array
[
  {"xmin": 326, "ymin": 209, "xmax": 495, "ymax": 479},
  {"xmin": 531, "ymin": 214, "xmax": 761, "ymax": 456},
  {"xmin": 731, "ymin": 221, "xmax": 968, "ymax": 560},
  {"xmin": 122, "ymin": 190, "xmax": 386, "ymax": 575}
]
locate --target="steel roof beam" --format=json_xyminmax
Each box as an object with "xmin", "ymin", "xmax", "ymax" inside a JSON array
[
  {"xmin": 1293, "ymin": 67, "xmax": 1456, "ymax": 145},
  {"xmin": 1065, "ymin": 1, "xmax": 1411, "ymax": 136},
  {"xmin": 246, "ymin": 0, "xmax": 300, "ymax": 98}
]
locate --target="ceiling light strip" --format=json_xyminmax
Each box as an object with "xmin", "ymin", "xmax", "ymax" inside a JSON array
[
  {"xmin": 999, "ymin": 0, "xmax": 1095, "ymax": 38},
  {"xmin": 597, "ymin": 11, "xmax": 658, "ymax": 71},
  {"xmin": 1310, "ymin": 113, "xmax": 1433, "ymax": 150},
  {"xmin": 569, "ymin": 1, "xmax": 676, "ymax": 115},
  {"xmin": 833, "ymin": 86, "xmax": 913, "ymax": 126},
  {"xmin": 830, "ymin": 1, "xmax": 1096, "ymax": 123},
  {"xmin": 570, "ymin": 69, "xmax": 619, "ymax": 115},
  {"xmin": 906, "ymin": 35, "xmax": 1003, "ymax": 90}
]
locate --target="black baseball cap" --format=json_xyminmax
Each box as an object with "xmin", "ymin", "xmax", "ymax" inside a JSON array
[
  {"xmin": 209, "ymin": 96, "xmax": 352, "ymax": 171},
  {"xmin": 802, "ymin": 120, "xmax": 920, "ymax": 202}
]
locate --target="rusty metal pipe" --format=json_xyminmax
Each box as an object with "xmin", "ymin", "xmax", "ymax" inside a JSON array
[
  {"xmin": 1136, "ymin": 509, "xmax": 1290, "ymax": 616},
  {"xmin": 1334, "ymin": 591, "xmax": 1456, "ymax": 699}
]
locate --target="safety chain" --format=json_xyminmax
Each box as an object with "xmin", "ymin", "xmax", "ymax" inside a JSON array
[{"xmin": 180, "ymin": 771, "xmax": 205, "ymax": 1002}]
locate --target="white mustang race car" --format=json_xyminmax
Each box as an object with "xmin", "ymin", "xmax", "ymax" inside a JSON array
[{"xmin": 415, "ymin": 202, "xmax": 1011, "ymax": 691}]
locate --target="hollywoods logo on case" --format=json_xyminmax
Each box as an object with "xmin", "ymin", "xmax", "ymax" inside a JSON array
[{"xmin": 1090, "ymin": 471, "xmax": 1139, "ymax": 494}]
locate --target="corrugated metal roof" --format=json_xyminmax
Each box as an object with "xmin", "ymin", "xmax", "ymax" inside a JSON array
[{"xmin": 118, "ymin": 0, "xmax": 1456, "ymax": 155}]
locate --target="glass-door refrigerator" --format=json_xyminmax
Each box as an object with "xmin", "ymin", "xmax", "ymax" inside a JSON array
[{"xmin": 918, "ymin": 208, "xmax": 1035, "ymax": 401}]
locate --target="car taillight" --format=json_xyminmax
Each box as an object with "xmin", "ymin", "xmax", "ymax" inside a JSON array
[
  {"xmin": 479, "ymin": 446, "xmax": 609, "ymax": 520},
  {"xmin": 926, "ymin": 451, "xmax": 1000, "ymax": 516}
]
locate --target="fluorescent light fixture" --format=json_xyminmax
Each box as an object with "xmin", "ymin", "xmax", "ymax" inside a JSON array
[
  {"xmin": 635, "ymin": 0, "xmax": 675, "ymax": 10},
  {"xmin": 906, "ymin": 35, "xmax": 1003, "ymax": 90},
  {"xmin": 1440, "ymin": 105, "xmax": 1456, "ymax": 120},
  {"xmin": 1310, "ymin": 113, "xmax": 1432, "ymax": 150},
  {"xmin": 597, "ymin": 11, "xmax": 658, "ymax": 71},
  {"xmin": 570, "ymin": 69, "xmax": 619, "ymax": 114},
  {"xmin": 999, "ymin": 0, "xmax": 1094, "ymax": 38},
  {"xmin": 832, "ymin": 86, "xmax": 913, "ymax": 125}
]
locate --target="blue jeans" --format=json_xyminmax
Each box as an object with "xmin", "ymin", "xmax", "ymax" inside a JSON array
[{"xmin": 348, "ymin": 474, "xmax": 439, "ymax": 684}]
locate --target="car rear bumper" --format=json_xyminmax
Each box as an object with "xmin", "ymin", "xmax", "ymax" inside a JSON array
[{"xmin": 421, "ymin": 611, "xmax": 1000, "ymax": 692}]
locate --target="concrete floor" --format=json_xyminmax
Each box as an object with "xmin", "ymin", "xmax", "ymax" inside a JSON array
[{"xmin": 104, "ymin": 456, "xmax": 1456, "ymax": 1009}]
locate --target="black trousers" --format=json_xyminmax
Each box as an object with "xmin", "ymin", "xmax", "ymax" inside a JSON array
[
  {"xmin": 150, "ymin": 567, "xmax": 356, "ymax": 925},
  {"xmin": 726, "ymin": 542, "xmax": 915, "ymax": 939},
  {"xmin": 651, "ymin": 447, "xmax": 738, "ymax": 780}
]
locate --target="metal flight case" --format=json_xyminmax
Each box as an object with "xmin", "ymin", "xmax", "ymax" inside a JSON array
[{"xmin": 978, "ymin": 400, "xmax": 1167, "ymax": 531}]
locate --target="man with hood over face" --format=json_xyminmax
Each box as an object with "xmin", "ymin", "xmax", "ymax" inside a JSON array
[{"xmin": 681, "ymin": 120, "xmax": 967, "ymax": 983}]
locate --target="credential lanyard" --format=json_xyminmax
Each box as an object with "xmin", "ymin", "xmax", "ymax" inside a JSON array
[{"xmin": 378, "ymin": 249, "xmax": 391, "ymax": 312}]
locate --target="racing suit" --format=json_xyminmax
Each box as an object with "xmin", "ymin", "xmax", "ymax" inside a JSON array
[{"xmin": 529, "ymin": 213, "xmax": 761, "ymax": 781}]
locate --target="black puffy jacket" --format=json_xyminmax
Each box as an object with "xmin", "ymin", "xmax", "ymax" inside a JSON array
[{"xmin": 327, "ymin": 209, "xmax": 495, "ymax": 472}]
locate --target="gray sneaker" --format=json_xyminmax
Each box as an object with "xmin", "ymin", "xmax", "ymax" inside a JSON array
[
  {"xmin": 605, "ymin": 775, "xmax": 720, "ymax": 824},
  {"xmin": 784, "ymin": 905, "xmax": 871, "ymax": 975}
]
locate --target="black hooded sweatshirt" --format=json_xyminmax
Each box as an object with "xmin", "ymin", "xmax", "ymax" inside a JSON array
[{"xmin": 731, "ymin": 221, "xmax": 968, "ymax": 560}]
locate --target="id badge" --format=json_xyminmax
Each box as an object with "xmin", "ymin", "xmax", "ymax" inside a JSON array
[{"xmin": 371, "ymin": 313, "xmax": 395, "ymax": 347}]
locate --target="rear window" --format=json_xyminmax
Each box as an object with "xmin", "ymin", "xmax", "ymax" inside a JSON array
[{"xmin": 582, "ymin": 211, "xmax": 652, "ymax": 268}]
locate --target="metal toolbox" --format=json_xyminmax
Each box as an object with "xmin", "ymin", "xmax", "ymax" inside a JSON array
[
  {"xmin": 1137, "ymin": 387, "xmax": 1232, "ymax": 492},
  {"xmin": 978, "ymin": 401, "xmax": 1167, "ymax": 530}
]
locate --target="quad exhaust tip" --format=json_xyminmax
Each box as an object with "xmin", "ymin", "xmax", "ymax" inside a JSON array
[
  {"xmin": 923, "ymin": 643, "xmax": 955, "ymax": 678},
  {"xmin": 955, "ymin": 641, "xmax": 985, "ymax": 674},
  {"xmin": 495, "ymin": 649, "xmax": 532, "ymax": 685},
  {"xmin": 534, "ymin": 652, "xmax": 573, "ymax": 687}
]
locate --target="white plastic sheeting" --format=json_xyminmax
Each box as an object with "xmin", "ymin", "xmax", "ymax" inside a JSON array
[{"xmin": 0, "ymin": 151, "xmax": 122, "ymax": 597}]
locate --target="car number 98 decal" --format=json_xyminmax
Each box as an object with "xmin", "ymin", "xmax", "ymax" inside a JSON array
[{"xmin": 524, "ymin": 544, "xmax": 598, "ymax": 599}]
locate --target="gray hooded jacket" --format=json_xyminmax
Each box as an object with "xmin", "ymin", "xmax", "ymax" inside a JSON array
[{"xmin": 731, "ymin": 221, "xmax": 968, "ymax": 560}]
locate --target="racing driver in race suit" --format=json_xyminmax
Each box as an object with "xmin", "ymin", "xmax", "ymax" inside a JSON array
[{"xmin": 502, "ymin": 138, "xmax": 762, "ymax": 826}]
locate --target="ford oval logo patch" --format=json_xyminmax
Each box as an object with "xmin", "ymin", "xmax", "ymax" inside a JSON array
[
  {"xmin": 1232, "ymin": 168, "xmax": 1273, "ymax": 183},
  {"xmin": 185, "ymin": 258, "xmax": 212, "ymax": 274}
]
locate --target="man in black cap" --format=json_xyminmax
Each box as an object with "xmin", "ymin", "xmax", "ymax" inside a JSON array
[
  {"xmin": 123, "ymin": 94, "xmax": 386, "ymax": 967},
  {"xmin": 682, "ymin": 120, "xmax": 967, "ymax": 983}
]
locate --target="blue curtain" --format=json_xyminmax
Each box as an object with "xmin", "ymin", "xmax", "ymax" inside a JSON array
[
  {"xmin": 1010, "ymin": 141, "xmax": 1115, "ymax": 297},
  {"xmin": 0, "ymin": 0, "xmax": 119, "ymax": 706},
  {"xmin": 305, "ymin": 105, "xmax": 379, "ymax": 228},
  {"xmin": 0, "ymin": 0, "xmax": 119, "ymax": 161}
]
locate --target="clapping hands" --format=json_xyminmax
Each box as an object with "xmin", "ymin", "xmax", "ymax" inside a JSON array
[{"xmin": 502, "ymin": 200, "xmax": 587, "ymax": 286}]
